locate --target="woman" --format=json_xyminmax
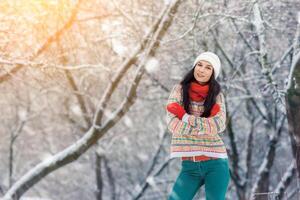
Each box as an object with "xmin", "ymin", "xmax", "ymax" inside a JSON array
[{"xmin": 166, "ymin": 51, "xmax": 230, "ymax": 200}]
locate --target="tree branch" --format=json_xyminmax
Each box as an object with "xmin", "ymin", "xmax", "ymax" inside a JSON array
[
  {"xmin": 0, "ymin": 0, "xmax": 83, "ymax": 84},
  {"xmin": 3, "ymin": 1, "xmax": 181, "ymax": 199}
]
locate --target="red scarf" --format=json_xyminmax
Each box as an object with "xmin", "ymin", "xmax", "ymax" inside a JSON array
[
  {"xmin": 189, "ymin": 81, "xmax": 209, "ymax": 101},
  {"xmin": 188, "ymin": 81, "xmax": 220, "ymax": 117}
]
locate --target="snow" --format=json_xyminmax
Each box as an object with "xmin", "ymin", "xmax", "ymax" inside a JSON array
[
  {"xmin": 38, "ymin": 152, "xmax": 53, "ymax": 162},
  {"xmin": 123, "ymin": 116, "xmax": 133, "ymax": 128},
  {"xmin": 275, "ymin": 161, "xmax": 295, "ymax": 193},
  {"xmin": 111, "ymin": 39, "xmax": 128, "ymax": 57},
  {"xmin": 145, "ymin": 57, "xmax": 159, "ymax": 74},
  {"xmin": 3, "ymin": 127, "xmax": 96, "ymax": 199},
  {"xmin": 146, "ymin": 176, "xmax": 157, "ymax": 189},
  {"xmin": 100, "ymin": 19, "xmax": 129, "ymax": 57},
  {"xmin": 164, "ymin": 0, "xmax": 174, "ymax": 5},
  {"xmin": 70, "ymin": 104, "xmax": 82, "ymax": 116},
  {"xmin": 137, "ymin": 152, "xmax": 148, "ymax": 161},
  {"xmin": 18, "ymin": 109, "xmax": 27, "ymax": 121}
]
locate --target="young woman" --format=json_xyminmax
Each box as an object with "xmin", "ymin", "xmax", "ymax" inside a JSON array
[{"xmin": 166, "ymin": 51, "xmax": 230, "ymax": 200}]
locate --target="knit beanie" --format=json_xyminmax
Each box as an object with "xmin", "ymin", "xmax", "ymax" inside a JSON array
[{"xmin": 193, "ymin": 51, "xmax": 221, "ymax": 79}]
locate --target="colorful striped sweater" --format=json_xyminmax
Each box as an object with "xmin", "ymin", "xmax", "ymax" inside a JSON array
[{"xmin": 166, "ymin": 83, "xmax": 228, "ymax": 159}]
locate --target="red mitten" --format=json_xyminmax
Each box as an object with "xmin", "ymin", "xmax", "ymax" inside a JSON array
[
  {"xmin": 209, "ymin": 103, "xmax": 220, "ymax": 117},
  {"xmin": 166, "ymin": 103, "xmax": 186, "ymax": 120}
]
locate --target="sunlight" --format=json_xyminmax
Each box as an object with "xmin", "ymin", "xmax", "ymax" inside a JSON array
[
  {"xmin": 0, "ymin": 0, "xmax": 77, "ymax": 57},
  {"xmin": 1, "ymin": 0, "xmax": 75, "ymax": 26}
]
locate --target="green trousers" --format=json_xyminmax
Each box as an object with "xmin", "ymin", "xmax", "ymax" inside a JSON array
[{"xmin": 168, "ymin": 158, "xmax": 230, "ymax": 200}]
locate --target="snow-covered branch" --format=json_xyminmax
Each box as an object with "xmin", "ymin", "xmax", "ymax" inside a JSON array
[
  {"xmin": 252, "ymin": 2, "xmax": 286, "ymax": 113},
  {"xmin": 3, "ymin": 1, "xmax": 181, "ymax": 199}
]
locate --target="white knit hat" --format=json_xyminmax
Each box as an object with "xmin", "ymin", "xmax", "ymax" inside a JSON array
[{"xmin": 193, "ymin": 51, "xmax": 221, "ymax": 79}]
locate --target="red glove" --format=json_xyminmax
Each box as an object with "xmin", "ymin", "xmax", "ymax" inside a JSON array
[
  {"xmin": 167, "ymin": 102, "xmax": 220, "ymax": 119},
  {"xmin": 209, "ymin": 104, "xmax": 220, "ymax": 117},
  {"xmin": 166, "ymin": 103, "xmax": 186, "ymax": 120}
]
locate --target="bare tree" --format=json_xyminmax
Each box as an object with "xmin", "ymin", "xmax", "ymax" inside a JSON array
[
  {"xmin": 1, "ymin": 1, "xmax": 299, "ymax": 199},
  {"xmin": 2, "ymin": 1, "xmax": 181, "ymax": 199}
]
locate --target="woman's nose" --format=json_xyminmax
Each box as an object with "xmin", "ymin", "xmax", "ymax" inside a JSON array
[{"xmin": 197, "ymin": 66, "xmax": 205, "ymax": 73}]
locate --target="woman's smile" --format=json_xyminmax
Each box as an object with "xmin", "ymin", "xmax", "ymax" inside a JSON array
[{"xmin": 194, "ymin": 60, "xmax": 214, "ymax": 84}]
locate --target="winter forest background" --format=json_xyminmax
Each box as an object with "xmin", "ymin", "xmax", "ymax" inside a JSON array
[{"xmin": 1, "ymin": 0, "xmax": 300, "ymax": 200}]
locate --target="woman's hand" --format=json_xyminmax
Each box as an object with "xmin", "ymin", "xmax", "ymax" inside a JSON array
[
  {"xmin": 166, "ymin": 103, "xmax": 186, "ymax": 120},
  {"xmin": 210, "ymin": 104, "xmax": 220, "ymax": 117}
]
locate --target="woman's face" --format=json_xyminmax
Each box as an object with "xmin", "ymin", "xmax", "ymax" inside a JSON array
[{"xmin": 193, "ymin": 60, "xmax": 214, "ymax": 85}]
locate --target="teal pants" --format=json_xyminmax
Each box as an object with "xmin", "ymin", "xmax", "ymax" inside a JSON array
[{"xmin": 168, "ymin": 158, "xmax": 230, "ymax": 200}]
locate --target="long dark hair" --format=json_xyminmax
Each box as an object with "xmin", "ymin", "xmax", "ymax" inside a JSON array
[{"xmin": 180, "ymin": 65, "xmax": 221, "ymax": 118}]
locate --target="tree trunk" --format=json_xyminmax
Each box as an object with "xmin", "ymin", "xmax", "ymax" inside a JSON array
[
  {"xmin": 285, "ymin": 51, "xmax": 300, "ymax": 197},
  {"xmin": 95, "ymin": 152, "xmax": 103, "ymax": 200}
]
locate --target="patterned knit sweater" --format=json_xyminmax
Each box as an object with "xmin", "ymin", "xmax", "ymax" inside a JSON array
[{"xmin": 166, "ymin": 83, "xmax": 228, "ymax": 158}]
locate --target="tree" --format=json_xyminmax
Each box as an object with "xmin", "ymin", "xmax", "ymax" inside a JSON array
[
  {"xmin": 285, "ymin": 51, "xmax": 300, "ymax": 199},
  {"xmin": 2, "ymin": 0, "xmax": 182, "ymax": 199}
]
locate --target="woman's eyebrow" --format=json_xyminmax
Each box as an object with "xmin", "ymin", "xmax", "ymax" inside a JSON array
[
  {"xmin": 198, "ymin": 62, "xmax": 212, "ymax": 67},
  {"xmin": 197, "ymin": 62, "xmax": 212, "ymax": 69}
]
